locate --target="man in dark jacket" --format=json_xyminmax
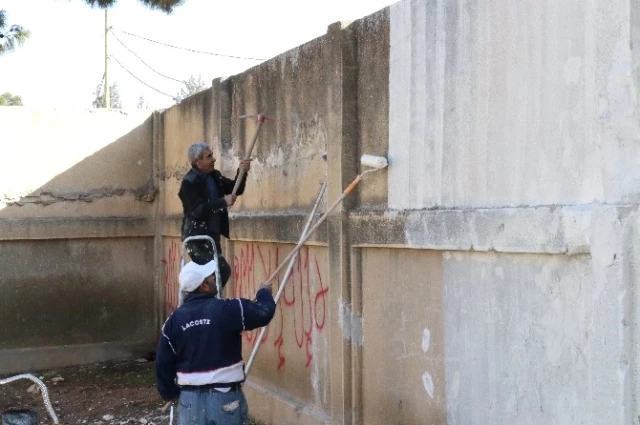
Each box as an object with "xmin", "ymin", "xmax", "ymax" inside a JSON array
[
  {"xmin": 179, "ymin": 142, "xmax": 251, "ymax": 287},
  {"xmin": 156, "ymin": 259, "xmax": 275, "ymax": 425}
]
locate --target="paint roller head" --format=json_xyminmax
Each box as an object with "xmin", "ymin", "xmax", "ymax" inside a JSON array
[{"xmin": 360, "ymin": 154, "xmax": 388, "ymax": 170}]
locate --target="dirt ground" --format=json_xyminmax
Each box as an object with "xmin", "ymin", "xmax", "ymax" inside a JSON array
[
  {"xmin": 0, "ymin": 358, "xmax": 167, "ymax": 424},
  {"xmin": 0, "ymin": 358, "xmax": 263, "ymax": 425}
]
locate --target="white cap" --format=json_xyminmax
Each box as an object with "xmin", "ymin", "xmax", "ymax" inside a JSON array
[{"xmin": 179, "ymin": 260, "xmax": 217, "ymax": 293}]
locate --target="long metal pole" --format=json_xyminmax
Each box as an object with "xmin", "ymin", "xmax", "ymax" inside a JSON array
[
  {"xmin": 104, "ymin": 9, "xmax": 110, "ymax": 108},
  {"xmin": 245, "ymin": 180, "xmax": 327, "ymax": 375},
  {"xmin": 257, "ymin": 172, "xmax": 365, "ymax": 288}
]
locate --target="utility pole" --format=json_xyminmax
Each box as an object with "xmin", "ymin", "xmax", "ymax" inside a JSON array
[{"xmin": 104, "ymin": 9, "xmax": 110, "ymax": 108}]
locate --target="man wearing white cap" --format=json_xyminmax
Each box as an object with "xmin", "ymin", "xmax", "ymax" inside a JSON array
[{"xmin": 155, "ymin": 259, "xmax": 275, "ymax": 425}]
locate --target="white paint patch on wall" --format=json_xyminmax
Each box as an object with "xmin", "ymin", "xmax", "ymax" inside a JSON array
[
  {"xmin": 422, "ymin": 371, "xmax": 434, "ymax": 399},
  {"xmin": 338, "ymin": 298, "xmax": 364, "ymax": 347},
  {"xmin": 421, "ymin": 328, "xmax": 431, "ymax": 353}
]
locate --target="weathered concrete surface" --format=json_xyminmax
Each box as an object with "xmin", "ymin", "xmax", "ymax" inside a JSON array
[
  {"xmin": 162, "ymin": 89, "xmax": 213, "ymax": 219},
  {"xmin": 0, "ymin": 238, "xmax": 154, "ymax": 348},
  {"xmin": 220, "ymin": 42, "xmax": 329, "ymax": 213},
  {"xmin": 353, "ymin": 10, "xmax": 391, "ymax": 209},
  {"xmin": 378, "ymin": 1, "xmax": 640, "ymax": 424},
  {"xmin": 0, "ymin": 109, "xmax": 155, "ymax": 218},
  {"xmin": 360, "ymin": 248, "xmax": 445, "ymax": 425},
  {"xmin": 388, "ymin": 0, "xmax": 640, "ymax": 209},
  {"xmin": 0, "ymin": 108, "xmax": 157, "ymax": 374},
  {"xmin": 444, "ymin": 252, "xmax": 596, "ymax": 424},
  {"xmin": 231, "ymin": 242, "xmax": 330, "ymax": 407}
]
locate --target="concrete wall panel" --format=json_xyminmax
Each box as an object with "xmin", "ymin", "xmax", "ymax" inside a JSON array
[
  {"xmin": 354, "ymin": 10, "xmax": 391, "ymax": 209},
  {"xmin": 0, "ymin": 238, "xmax": 154, "ymax": 370},
  {"xmin": 0, "ymin": 109, "xmax": 154, "ymax": 218},
  {"xmin": 0, "ymin": 108, "xmax": 157, "ymax": 374},
  {"xmin": 443, "ymin": 252, "xmax": 602, "ymax": 425},
  {"xmin": 162, "ymin": 89, "xmax": 212, "ymax": 218},
  {"xmin": 360, "ymin": 248, "xmax": 446, "ymax": 425},
  {"xmin": 388, "ymin": 0, "xmax": 640, "ymax": 209},
  {"xmin": 221, "ymin": 42, "xmax": 329, "ymax": 213},
  {"xmin": 231, "ymin": 242, "xmax": 331, "ymax": 410}
]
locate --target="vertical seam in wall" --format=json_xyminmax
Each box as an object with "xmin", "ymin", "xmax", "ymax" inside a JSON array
[
  {"xmin": 152, "ymin": 110, "xmax": 165, "ymax": 337},
  {"xmin": 350, "ymin": 247, "xmax": 364, "ymax": 425}
]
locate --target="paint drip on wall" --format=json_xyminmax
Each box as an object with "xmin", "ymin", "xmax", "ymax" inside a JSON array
[{"xmin": 338, "ymin": 298, "xmax": 364, "ymax": 347}]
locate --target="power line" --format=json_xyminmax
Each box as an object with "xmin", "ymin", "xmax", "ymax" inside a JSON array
[
  {"xmin": 115, "ymin": 28, "xmax": 266, "ymax": 61},
  {"xmin": 110, "ymin": 29, "xmax": 183, "ymax": 84},
  {"xmin": 109, "ymin": 54, "xmax": 177, "ymax": 101}
]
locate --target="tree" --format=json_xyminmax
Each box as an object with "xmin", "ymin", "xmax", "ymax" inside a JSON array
[
  {"xmin": 0, "ymin": 10, "xmax": 30, "ymax": 55},
  {"xmin": 0, "ymin": 92, "xmax": 22, "ymax": 106},
  {"xmin": 93, "ymin": 81, "xmax": 122, "ymax": 108},
  {"xmin": 137, "ymin": 95, "xmax": 148, "ymax": 109},
  {"xmin": 1, "ymin": 0, "xmax": 182, "ymax": 56},
  {"xmin": 82, "ymin": 0, "xmax": 185, "ymax": 13},
  {"xmin": 174, "ymin": 75, "xmax": 208, "ymax": 102}
]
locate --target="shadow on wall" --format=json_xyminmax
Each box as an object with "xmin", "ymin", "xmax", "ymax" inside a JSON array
[{"xmin": 0, "ymin": 111, "xmax": 158, "ymax": 367}]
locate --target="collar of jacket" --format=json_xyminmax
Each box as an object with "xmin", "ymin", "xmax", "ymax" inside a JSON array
[
  {"xmin": 191, "ymin": 167, "xmax": 207, "ymax": 176},
  {"xmin": 189, "ymin": 167, "xmax": 222, "ymax": 180},
  {"xmin": 184, "ymin": 292, "xmax": 217, "ymax": 303}
]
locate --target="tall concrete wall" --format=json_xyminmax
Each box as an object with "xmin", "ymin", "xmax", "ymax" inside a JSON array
[
  {"xmin": 0, "ymin": 108, "xmax": 159, "ymax": 374},
  {"xmin": 2, "ymin": 0, "xmax": 640, "ymax": 424},
  {"xmin": 382, "ymin": 1, "xmax": 640, "ymax": 424}
]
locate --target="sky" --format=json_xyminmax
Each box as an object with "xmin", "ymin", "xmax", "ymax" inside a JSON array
[{"xmin": 0, "ymin": 0, "xmax": 397, "ymax": 110}]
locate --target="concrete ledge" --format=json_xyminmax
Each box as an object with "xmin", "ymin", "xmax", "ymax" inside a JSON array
[
  {"xmin": 162, "ymin": 213, "xmax": 328, "ymax": 244},
  {"xmin": 244, "ymin": 379, "xmax": 333, "ymax": 425},
  {"xmin": 162, "ymin": 216, "xmax": 182, "ymax": 237},
  {"xmin": 163, "ymin": 204, "xmax": 639, "ymax": 255},
  {"xmin": 349, "ymin": 205, "xmax": 635, "ymax": 254},
  {"xmin": 0, "ymin": 217, "xmax": 154, "ymax": 240},
  {"xmin": 0, "ymin": 340, "xmax": 154, "ymax": 375},
  {"xmin": 231, "ymin": 212, "xmax": 327, "ymax": 244}
]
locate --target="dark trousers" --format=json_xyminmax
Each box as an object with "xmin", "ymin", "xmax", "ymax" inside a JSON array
[{"xmin": 185, "ymin": 235, "xmax": 231, "ymax": 287}]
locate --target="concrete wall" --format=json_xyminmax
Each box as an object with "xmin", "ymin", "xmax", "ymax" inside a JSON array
[
  {"xmin": 0, "ymin": 108, "xmax": 158, "ymax": 374},
  {"xmin": 3, "ymin": 0, "xmax": 640, "ymax": 424},
  {"xmin": 380, "ymin": 0, "xmax": 640, "ymax": 424},
  {"xmin": 210, "ymin": 1, "xmax": 639, "ymax": 424}
]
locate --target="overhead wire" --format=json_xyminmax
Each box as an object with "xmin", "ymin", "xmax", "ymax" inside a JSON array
[
  {"xmin": 109, "ymin": 28, "xmax": 184, "ymax": 84},
  {"xmin": 114, "ymin": 28, "xmax": 266, "ymax": 61},
  {"xmin": 109, "ymin": 54, "xmax": 177, "ymax": 101}
]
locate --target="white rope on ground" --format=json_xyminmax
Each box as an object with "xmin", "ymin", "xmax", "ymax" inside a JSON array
[{"xmin": 0, "ymin": 373, "xmax": 59, "ymax": 423}]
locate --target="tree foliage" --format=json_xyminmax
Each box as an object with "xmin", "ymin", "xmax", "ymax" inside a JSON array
[
  {"xmin": 137, "ymin": 95, "xmax": 148, "ymax": 109},
  {"xmin": 0, "ymin": 10, "xmax": 30, "ymax": 55},
  {"xmin": 174, "ymin": 75, "xmax": 207, "ymax": 102},
  {"xmin": 93, "ymin": 81, "xmax": 122, "ymax": 108},
  {"xmin": 0, "ymin": 92, "xmax": 23, "ymax": 106},
  {"xmin": 82, "ymin": 0, "xmax": 185, "ymax": 13}
]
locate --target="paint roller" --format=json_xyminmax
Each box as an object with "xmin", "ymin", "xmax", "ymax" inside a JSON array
[{"xmin": 244, "ymin": 153, "xmax": 388, "ymax": 375}]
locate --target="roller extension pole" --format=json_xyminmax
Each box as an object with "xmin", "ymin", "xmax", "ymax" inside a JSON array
[
  {"xmin": 256, "ymin": 155, "xmax": 387, "ymax": 300},
  {"xmin": 232, "ymin": 113, "xmax": 275, "ymax": 196},
  {"xmin": 245, "ymin": 179, "xmax": 328, "ymax": 375}
]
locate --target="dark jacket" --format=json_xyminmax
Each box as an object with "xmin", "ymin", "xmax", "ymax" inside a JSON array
[
  {"xmin": 155, "ymin": 289, "xmax": 275, "ymax": 401},
  {"xmin": 178, "ymin": 167, "xmax": 247, "ymax": 240}
]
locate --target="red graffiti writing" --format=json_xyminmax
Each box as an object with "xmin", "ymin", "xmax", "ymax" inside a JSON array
[
  {"xmin": 233, "ymin": 243, "xmax": 328, "ymax": 370},
  {"xmin": 161, "ymin": 240, "xmax": 182, "ymax": 315}
]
